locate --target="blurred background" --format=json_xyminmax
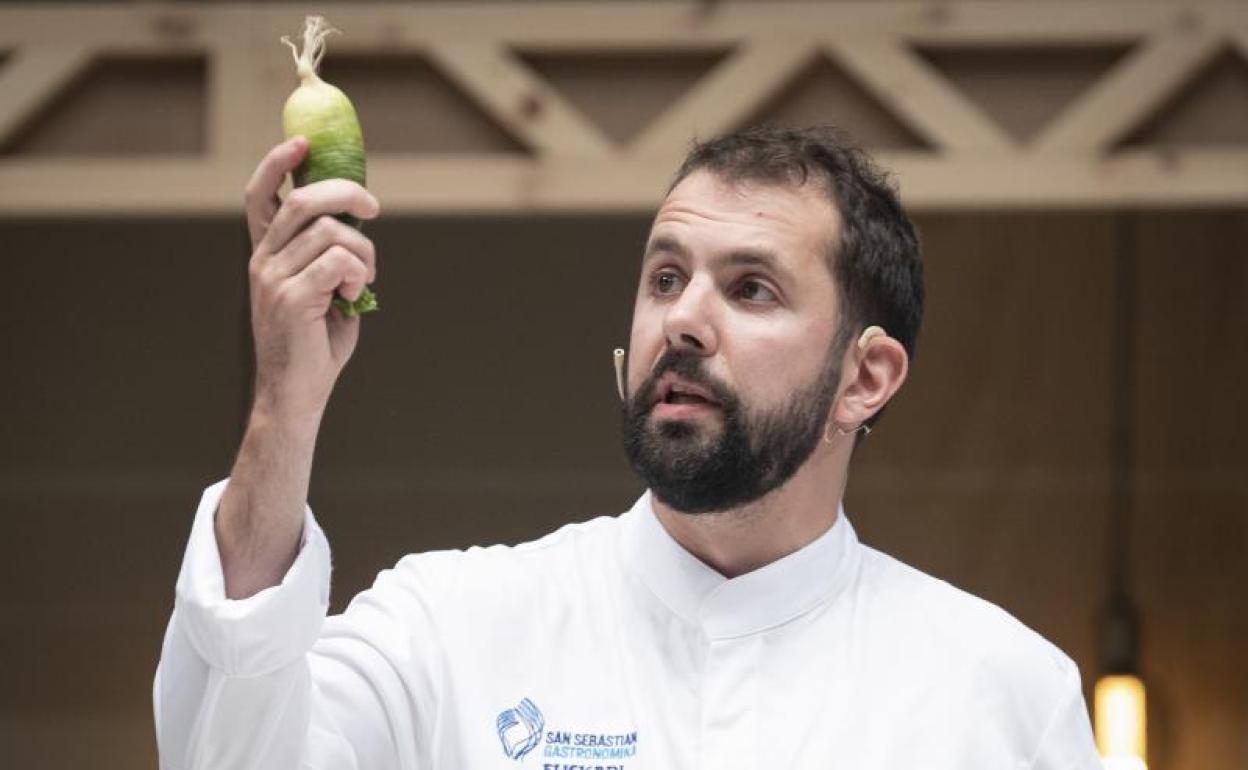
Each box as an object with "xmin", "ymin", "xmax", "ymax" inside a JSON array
[{"xmin": 1, "ymin": 1, "xmax": 1245, "ymax": 768}]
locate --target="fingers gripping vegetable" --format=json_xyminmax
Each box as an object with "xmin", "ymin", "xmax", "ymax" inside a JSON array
[{"xmin": 281, "ymin": 15, "xmax": 378, "ymax": 317}]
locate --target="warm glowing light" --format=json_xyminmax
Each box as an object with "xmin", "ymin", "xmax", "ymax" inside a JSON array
[{"xmin": 1095, "ymin": 674, "xmax": 1147, "ymax": 770}]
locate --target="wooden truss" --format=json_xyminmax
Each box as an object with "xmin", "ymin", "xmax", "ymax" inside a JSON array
[{"xmin": 1, "ymin": 2, "xmax": 1247, "ymax": 215}]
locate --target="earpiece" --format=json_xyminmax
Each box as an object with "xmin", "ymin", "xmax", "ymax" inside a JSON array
[{"xmin": 857, "ymin": 325, "xmax": 886, "ymax": 352}]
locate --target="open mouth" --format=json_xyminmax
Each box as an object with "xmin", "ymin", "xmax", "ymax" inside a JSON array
[
  {"xmin": 664, "ymin": 390, "xmax": 714, "ymax": 406},
  {"xmin": 652, "ymin": 374, "xmax": 721, "ymax": 413}
]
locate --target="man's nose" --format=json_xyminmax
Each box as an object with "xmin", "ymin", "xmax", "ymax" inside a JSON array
[{"xmin": 662, "ymin": 275, "xmax": 719, "ymax": 355}]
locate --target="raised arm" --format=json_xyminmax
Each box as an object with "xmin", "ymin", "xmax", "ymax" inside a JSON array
[
  {"xmin": 217, "ymin": 135, "xmax": 379, "ymax": 599},
  {"xmin": 155, "ymin": 138, "xmax": 406, "ymax": 770}
]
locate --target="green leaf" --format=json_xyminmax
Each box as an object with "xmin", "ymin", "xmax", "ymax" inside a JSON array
[{"xmin": 332, "ymin": 286, "xmax": 379, "ymax": 318}]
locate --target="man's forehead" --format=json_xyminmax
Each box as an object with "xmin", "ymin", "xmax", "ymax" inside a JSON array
[
  {"xmin": 650, "ymin": 169, "xmax": 841, "ymax": 257},
  {"xmin": 662, "ymin": 167, "xmax": 830, "ymax": 206}
]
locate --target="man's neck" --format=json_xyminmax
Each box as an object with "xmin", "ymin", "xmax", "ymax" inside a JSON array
[{"xmin": 651, "ymin": 451, "xmax": 849, "ymax": 578}]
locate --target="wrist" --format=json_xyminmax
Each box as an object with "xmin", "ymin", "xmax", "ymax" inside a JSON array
[
  {"xmin": 244, "ymin": 398, "xmax": 324, "ymax": 459},
  {"xmin": 250, "ymin": 386, "xmax": 327, "ymax": 435}
]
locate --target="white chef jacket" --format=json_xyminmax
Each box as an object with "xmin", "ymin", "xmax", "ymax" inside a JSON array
[{"xmin": 155, "ymin": 480, "xmax": 1101, "ymax": 770}]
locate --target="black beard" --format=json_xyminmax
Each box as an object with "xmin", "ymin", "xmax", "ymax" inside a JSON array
[{"xmin": 620, "ymin": 348, "xmax": 841, "ymax": 514}]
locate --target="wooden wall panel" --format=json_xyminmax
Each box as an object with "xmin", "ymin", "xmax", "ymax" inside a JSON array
[
  {"xmin": 1130, "ymin": 212, "xmax": 1248, "ymax": 770},
  {"xmin": 846, "ymin": 213, "xmax": 1120, "ymax": 679}
]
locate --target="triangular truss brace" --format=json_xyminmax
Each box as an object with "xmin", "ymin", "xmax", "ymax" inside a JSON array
[{"xmin": 1, "ymin": 2, "xmax": 1246, "ymax": 214}]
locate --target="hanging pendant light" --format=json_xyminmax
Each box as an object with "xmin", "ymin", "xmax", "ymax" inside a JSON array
[
  {"xmin": 1095, "ymin": 674, "xmax": 1147, "ymax": 770},
  {"xmin": 1095, "ymin": 215, "xmax": 1147, "ymax": 770},
  {"xmin": 1095, "ymin": 593, "xmax": 1146, "ymax": 769}
]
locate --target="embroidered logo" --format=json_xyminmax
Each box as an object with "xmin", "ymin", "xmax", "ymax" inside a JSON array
[{"xmin": 496, "ymin": 697, "xmax": 545, "ymax": 761}]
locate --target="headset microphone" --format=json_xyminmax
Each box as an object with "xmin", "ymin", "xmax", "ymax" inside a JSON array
[{"xmin": 613, "ymin": 348, "xmax": 627, "ymax": 402}]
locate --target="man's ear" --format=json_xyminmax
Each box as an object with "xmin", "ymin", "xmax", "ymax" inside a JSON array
[{"xmin": 831, "ymin": 335, "xmax": 909, "ymax": 428}]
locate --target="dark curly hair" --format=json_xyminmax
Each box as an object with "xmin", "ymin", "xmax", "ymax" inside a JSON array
[{"xmin": 667, "ymin": 125, "xmax": 925, "ymax": 428}]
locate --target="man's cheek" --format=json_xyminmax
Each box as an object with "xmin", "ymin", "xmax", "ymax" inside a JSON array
[{"xmin": 626, "ymin": 338, "xmax": 661, "ymax": 392}]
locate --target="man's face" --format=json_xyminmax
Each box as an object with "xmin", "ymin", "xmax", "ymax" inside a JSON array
[{"xmin": 621, "ymin": 170, "xmax": 847, "ymax": 514}]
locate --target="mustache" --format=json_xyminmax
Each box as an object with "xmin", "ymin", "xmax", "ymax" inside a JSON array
[{"xmin": 631, "ymin": 349, "xmax": 735, "ymax": 412}]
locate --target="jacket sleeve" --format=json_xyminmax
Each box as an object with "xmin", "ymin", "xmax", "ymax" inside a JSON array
[
  {"xmin": 1026, "ymin": 659, "xmax": 1103, "ymax": 770},
  {"xmin": 153, "ymin": 480, "xmax": 451, "ymax": 770}
]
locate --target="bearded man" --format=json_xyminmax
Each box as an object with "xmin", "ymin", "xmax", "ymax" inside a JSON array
[{"xmin": 155, "ymin": 126, "xmax": 1101, "ymax": 769}]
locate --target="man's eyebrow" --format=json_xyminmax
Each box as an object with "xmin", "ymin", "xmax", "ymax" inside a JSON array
[
  {"xmin": 721, "ymin": 248, "xmax": 796, "ymax": 284},
  {"xmin": 642, "ymin": 235, "xmax": 688, "ymax": 262},
  {"xmin": 642, "ymin": 238, "xmax": 797, "ymax": 284}
]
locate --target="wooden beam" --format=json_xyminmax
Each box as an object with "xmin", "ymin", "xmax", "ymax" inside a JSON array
[
  {"xmin": 827, "ymin": 36, "xmax": 1013, "ymax": 154},
  {"xmin": 889, "ymin": 148, "xmax": 1248, "ymax": 208},
  {"xmin": 0, "ymin": 45, "xmax": 93, "ymax": 148},
  {"xmin": 890, "ymin": 2, "xmax": 1240, "ymax": 46},
  {"xmin": 627, "ymin": 38, "xmax": 819, "ymax": 157},
  {"xmin": 423, "ymin": 39, "xmax": 614, "ymax": 158},
  {"xmin": 1031, "ymin": 28, "xmax": 1223, "ymax": 154},
  {"xmin": 3, "ymin": 149, "xmax": 1246, "ymax": 216},
  {"xmin": 2, "ymin": 4, "xmax": 1246, "ymax": 50}
]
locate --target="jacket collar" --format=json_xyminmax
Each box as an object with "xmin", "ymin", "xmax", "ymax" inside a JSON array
[{"xmin": 621, "ymin": 490, "xmax": 860, "ymax": 640}]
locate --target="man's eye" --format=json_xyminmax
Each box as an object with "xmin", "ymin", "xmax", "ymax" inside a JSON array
[
  {"xmin": 737, "ymin": 279, "xmax": 778, "ymax": 303},
  {"xmin": 652, "ymin": 271, "xmax": 684, "ymax": 296}
]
